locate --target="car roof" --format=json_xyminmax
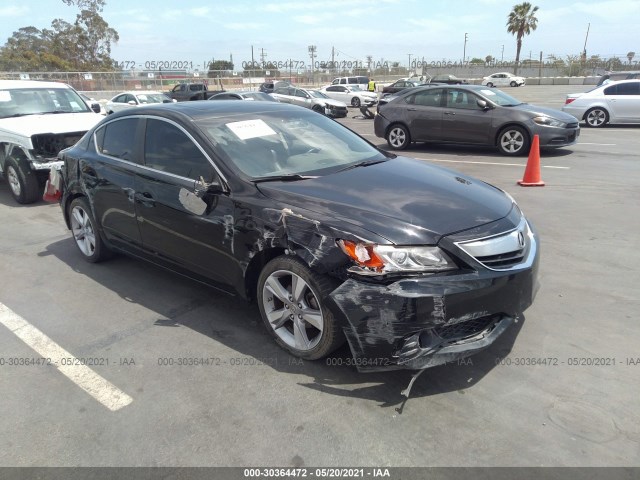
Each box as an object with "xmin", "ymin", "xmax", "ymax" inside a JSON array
[
  {"xmin": 0, "ymin": 80, "xmax": 73, "ymax": 90},
  {"xmin": 106, "ymin": 98, "xmax": 309, "ymax": 122},
  {"xmin": 117, "ymin": 91, "xmax": 163, "ymax": 95}
]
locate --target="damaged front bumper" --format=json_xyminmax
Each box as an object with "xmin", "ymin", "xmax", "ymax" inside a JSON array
[{"xmin": 327, "ymin": 255, "xmax": 539, "ymax": 372}]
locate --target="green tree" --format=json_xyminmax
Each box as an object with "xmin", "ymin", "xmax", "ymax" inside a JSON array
[
  {"xmin": 0, "ymin": 0, "xmax": 118, "ymax": 71},
  {"xmin": 506, "ymin": 2, "xmax": 539, "ymax": 75},
  {"xmin": 207, "ymin": 60, "xmax": 234, "ymax": 77}
]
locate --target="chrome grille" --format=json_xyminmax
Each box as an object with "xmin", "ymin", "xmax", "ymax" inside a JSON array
[{"xmin": 455, "ymin": 216, "xmax": 534, "ymax": 271}]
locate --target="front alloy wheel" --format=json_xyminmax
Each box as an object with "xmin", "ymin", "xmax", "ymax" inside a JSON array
[
  {"xmin": 584, "ymin": 108, "xmax": 608, "ymax": 128},
  {"xmin": 351, "ymin": 97, "xmax": 361, "ymax": 107},
  {"xmin": 257, "ymin": 256, "xmax": 343, "ymax": 360},
  {"xmin": 498, "ymin": 126, "xmax": 529, "ymax": 155},
  {"xmin": 387, "ymin": 124, "xmax": 410, "ymax": 150}
]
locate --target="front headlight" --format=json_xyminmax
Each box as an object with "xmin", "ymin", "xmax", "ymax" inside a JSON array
[
  {"xmin": 533, "ymin": 116, "xmax": 566, "ymax": 127},
  {"xmin": 337, "ymin": 240, "xmax": 457, "ymax": 274}
]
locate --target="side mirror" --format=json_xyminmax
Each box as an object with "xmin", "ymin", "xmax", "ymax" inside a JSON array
[
  {"xmin": 194, "ymin": 177, "xmax": 224, "ymax": 197},
  {"xmin": 128, "ymin": 100, "xmax": 137, "ymax": 105},
  {"xmin": 477, "ymin": 99, "xmax": 490, "ymax": 110},
  {"xmin": 90, "ymin": 103, "xmax": 101, "ymax": 113}
]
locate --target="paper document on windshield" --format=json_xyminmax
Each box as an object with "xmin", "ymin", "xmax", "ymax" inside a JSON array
[{"xmin": 227, "ymin": 119, "xmax": 277, "ymax": 140}]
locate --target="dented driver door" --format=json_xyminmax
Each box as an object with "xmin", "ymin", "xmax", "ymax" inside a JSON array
[{"xmin": 134, "ymin": 118, "xmax": 237, "ymax": 290}]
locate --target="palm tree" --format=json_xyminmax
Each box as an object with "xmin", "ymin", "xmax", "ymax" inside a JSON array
[{"xmin": 507, "ymin": 2, "xmax": 539, "ymax": 75}]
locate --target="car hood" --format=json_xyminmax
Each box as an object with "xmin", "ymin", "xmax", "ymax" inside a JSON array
[
  {"xmin": 511, "ymin": 103, "xmax": 578, "ymax": 122},
  {"xmin": 0, "ymin": 112, "xmax": 101, "ymax": 138},
  {"xmin": 257, "ymin": 156, "xmax": 514, "ymax": 244}
]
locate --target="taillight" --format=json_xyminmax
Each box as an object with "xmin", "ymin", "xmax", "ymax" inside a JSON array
[{"xmin": 565, "ymin": 98, "xmax": 575, "ymax": 105}]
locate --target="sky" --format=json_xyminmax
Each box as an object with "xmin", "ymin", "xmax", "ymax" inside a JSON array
[{"xmin": 0, "ymin": 0, "xmax": 638, "ymax": 71}]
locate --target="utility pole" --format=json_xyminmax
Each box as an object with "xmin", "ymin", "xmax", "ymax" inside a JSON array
[
  {"xmin": 331, "ymin": 46, "xmax": 335, "ymax": 76},
  {"xmin": 407, "ymin": 53, "xmax": 412, "ymax": 73},
  {"xmin": 501, "ymin": 44, "xmax": 504, "ymax": 62},
  {"xmin": 582, "ymin": 22, "xmax": 590, "ymax": 66},
  {"xmin": 308, "ymin": 45, "xmax": 316, "ymax": 85},
  {"xmin": 260, "ymin": 48, "xmax": 267, "ymax": 66},
  {"xmin": 463, "ymin": 33, "xmax": 468, "ymax": 64}
]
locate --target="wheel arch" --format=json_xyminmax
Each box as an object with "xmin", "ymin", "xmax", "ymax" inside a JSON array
[
  {"xmin": 244, "ymin": 247, "xmax": 288, "ymax": 301},
  {"xmin": 494, "ymin": 122, "xmax": 531, "ymax": 147}
]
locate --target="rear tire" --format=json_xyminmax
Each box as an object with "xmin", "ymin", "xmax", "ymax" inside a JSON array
[
  {"xmin": 584, "ymin": 107, "xmax": 609, "ymax": 128},
  {"xmin": 68, "ymin": 197, "xmax": 111, "ymax": 263},
  {"xmin": 386, "ymin": 124, "xmax": 410, "ymax": 150},
  {"xmin": 4, "ymin": 157, "xmax": 40, "ymax": 204},
  {"xmin": 257, "ymin": 256, "xmax": 344, "ymax": 360}
]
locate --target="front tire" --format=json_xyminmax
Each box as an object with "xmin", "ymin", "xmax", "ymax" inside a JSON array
[
  {"xmin": 257, "ymin": 256, "xmax": 344, "ymax": 360},
  {"xmin": 386, "ymin": 124, "xmax": 410, "ymax": 150},
  {"xmin": 584, "ymin": 107, "xmax": 609, "ymax": 128},
  {"xmin": 68, "ymin": 197, "xmax": 110, "ymax": 263},
  {"xmin": 4, "ymin": 157, "xmax": 40, "ymax": 204},
  {"xmin": 510, "ymin": 81, "xmax": 517, "ymax": 87},
  {"xmin": 486, "ymin": 82, "xmax": 494, "ymax": 88},
  {"xmin": 498, "ymin": 126, "xmax": 529, "ymax": 156},
  {"xmin": 351, "ymin": 97, "xmax": 361, "ymax": 107},
  {"xmin": 312, "ymin": 104, "xmax": 323, "ymax": 114}
]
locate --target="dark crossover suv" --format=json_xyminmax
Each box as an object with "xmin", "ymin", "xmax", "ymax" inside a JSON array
[
  {"xmin": 375, "ymin": 85, "xmax": 579, "ymax": 155},
  {"xmin": 56, "ymin": 101, "xmax": 539, "ymax": 371}
]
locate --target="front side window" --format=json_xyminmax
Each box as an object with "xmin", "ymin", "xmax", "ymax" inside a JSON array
[
  {"xmin": 97, "ymin": 118, "xmax": 142, "ymax": 162},
  {"xmin": 446, "ymin": 90, "xmax": 481, "ymax": 110},
  {"xmin": 144, "ymin": 119, "xmax": 215, "ymax": 181}
]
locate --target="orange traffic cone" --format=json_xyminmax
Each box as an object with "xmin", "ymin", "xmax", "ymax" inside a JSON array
[{"xmin": 518, "ymin": 134, "xmax": 545, "ymax": 187}]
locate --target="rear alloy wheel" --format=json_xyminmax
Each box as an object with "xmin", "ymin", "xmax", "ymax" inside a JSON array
[
  {"xmin": 4, "ymin": 157, "xmax": 40, "ymax": 204},
  {"xmin": 257, "ymin": 256, "xmax": 344, "ymax": 360},
  {"xmin": 510, "ymin": 81, "xmax": 517, "ymax": 87},
  {"xmin": 68, "ymin": 197, "xmax": 110, "ymax": 263},
  {"xmin": 584, "ymin": 107, "xmax": 609, "ymax": 128},
  {"xmin": 387, "ymin": 124, "xmax": 410, "ymax": 150},
  {"xmin": 498, "ymin": 126, "xmax": 529, "ymax": 156},
  {"xmin": 351, "ymin": 97, "xmax": 361, "ymax": 107}
]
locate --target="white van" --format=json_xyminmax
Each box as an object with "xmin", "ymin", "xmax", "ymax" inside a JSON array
[{"xmin": 331, "ymin": 76, "xmax": 370, "ymax": 91}]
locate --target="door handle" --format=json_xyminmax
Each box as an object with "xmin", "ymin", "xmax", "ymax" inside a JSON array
[
  {"xmin": 444, "ymin": 111, "xmax": 456, "ymax": 115},
  {"xmin": 135, "ymin": 191, "xmax": 155, "ymax": 207}
]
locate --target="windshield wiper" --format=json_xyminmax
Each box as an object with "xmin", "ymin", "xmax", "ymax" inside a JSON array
[
  {"xmin": 335, "ymin": 158, "xmax": 388, "ymax": 173},
  {"xmin": 252, "ymin": 174, "xmax": 318, "ymax": 183},
  {"xmin": 1, "ymin": 113, "xmax": 32, "ymax": 118}
]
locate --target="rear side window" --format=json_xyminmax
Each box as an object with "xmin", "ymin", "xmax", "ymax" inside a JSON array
[
  {"xmin": 97, "ymin": 118, "xmax": 142, "ymax": 163},
  {"xmin": 604, "ymin": 83, "xmax": 640, "ymax": 95}
]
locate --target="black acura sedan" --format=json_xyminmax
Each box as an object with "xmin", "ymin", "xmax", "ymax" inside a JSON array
[
  {"xmin": 375, "ymin": 85, "xmax": 579, "ymax": 155},
  {"xmin": 57, "ymin": 101, "xmax": 538, "ymax": 371}
]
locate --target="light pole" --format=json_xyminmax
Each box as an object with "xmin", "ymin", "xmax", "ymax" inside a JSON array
[
  {"xmin": 501, "ymin": 44, "xmax": 504, "ymax": 62},
  {"xmin": 308, "ymin": 45, "xmax": 316, "ymax": 85},
  {"xmin": 407, "ymin": 53, "xmax": 412, "ymax": 72},
  {"xmin": 463, "ymin": 33, "xmax": 468, "ymax": 64}
]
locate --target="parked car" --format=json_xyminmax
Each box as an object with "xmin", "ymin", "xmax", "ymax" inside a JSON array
[
  {"xmin": 270, "ymin": 85, "xmax": 348, "ymax": 117},
  {"xmin": 106, "ymin": 91, "xmax": 175, "ymax": 114},
  {"xmin": 209, "ymin": 91, "xmax": 277, "ymax": 102},
  {"xmin": 330, "ymin": 76, "xmax": 370, "ymax": 91},
  {"xmin": 562, "ymin": 80, "xmax": 640, "ymax": 128},
  {"xmin": 0, "ymin": 80, "xmax": 102, "ymax": 203},
  {"xmin": 167, "ymin": 82, "xmax": 224, "ymax": 101},
  {"xmin": 259, "ymin": 80, "xmax": 291, "ymax": 94},
  {"xmin": 382, "ymin": 79, "xmax": 424, "ymax": 95},
  {"xmin": 55, "ymin": 101, "xmax": 538, "ymax": 371},
  {"xmin": 319, "ymin": 85, "xmax": 377, "ymax": 107},
  {"xmin": 428, "ymin": 74, "xmax": 468, "ymax": 85},
  {"xmin": 374, "ymin": 85, "xmax": 579, "ymax": 155},
  {"xmin": 596, "ymin": 71, "xmax": 640, "ymax": 86},
  {"xmin": 482, "ymin": 72, "xmax": 526, "ymax": 87}
]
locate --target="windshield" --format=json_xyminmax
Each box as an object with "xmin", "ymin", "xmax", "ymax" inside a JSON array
[
  {"xmin": 477, "ymin": 88, "xmax": 523, "ymax": 106},
  {"xmin": 200, "ymin": 110, "xmax": 386, "ymax": 179},
  {"xmin": 308, "ymin": 90, "xmax": 329, "ymax": 99},
  {"xmin": 0, "ymin": 87, "xmax": 91, "ymax": 118}
]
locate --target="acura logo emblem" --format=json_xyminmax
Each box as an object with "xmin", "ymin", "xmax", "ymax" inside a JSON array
[{"xmin": 518, "ymin": 231, "xmax": 526, "ymax": 248}]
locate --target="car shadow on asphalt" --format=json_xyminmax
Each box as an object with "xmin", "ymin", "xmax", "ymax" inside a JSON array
[
  {"xmin": 375, "ymin": 142, "xmax": 575, "ymax": 158},
  {"xmin": 42, "ymin": 236, "xmax": 524, "ymax": 413}
]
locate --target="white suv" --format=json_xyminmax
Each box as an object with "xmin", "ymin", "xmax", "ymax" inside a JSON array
[
  {"xmin": 331, "ymin": 76, "xmax": 370, "ymax": 91},
  {"xmin": 0, "ymin": 80, "xmax": 101, "ymax": 203}
]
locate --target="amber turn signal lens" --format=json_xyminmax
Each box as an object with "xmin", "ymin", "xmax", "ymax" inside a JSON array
[{"xmin": 337, "ymin": 239, "xmax": 385, "ymax": 270}]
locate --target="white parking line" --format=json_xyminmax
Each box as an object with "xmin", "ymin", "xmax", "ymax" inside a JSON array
[
  {"xmin": 0, "ymin": 302, "xmax": 133, "ymax": 411},
  {"xmin": 413, "ymin": 158, "xmax": 570, "ymax": 169},
  {"xmin": 578, "ymin": 143, "xmax": 616, "ymax": 146}
]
